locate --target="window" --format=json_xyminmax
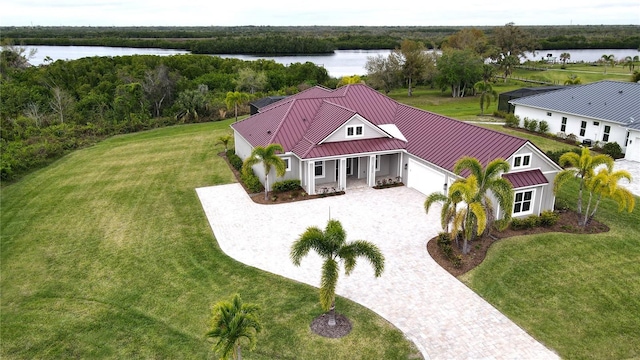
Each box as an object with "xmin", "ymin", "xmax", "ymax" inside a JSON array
[
  {"xmin": 375, "ymin": 155, "xmax": 381, "ymax": 171},
  {"xmin": 513, "ymin": 190, "xmax": 534, "ymax": 215},
  {"xmin": 314, "ymin": 161, "xmax": 324, "ymax": 178},
  {"xmin": 593, "ymin": 121, "xmax": 600, "ymax": 126},
  {"xmin": 513, "ymin": 154, "xmax": 531, "ymax": 169},
  {"xmin": 346, "ymin": 125, "xmax": 364, "ymax": 137},
  {"xmin": 603, "ymin": 125, "xmax": 611, "ymax": 142},
  {"xmin": 561, "ymin": 117, "xmax": 567, "ymax": 132},
  {"xmin": 546, "ymin": 112, "xmax": 552, "ymax": 117},
  {"xmin": 626, "ymin": 131, "xmax": 630, "ymax": 146},
  {"xmin": 580, "ymin": 121, "xmax": 587, "ymax": 137},
  {"xmin": 283, "ymin": 157, "xmax": 291, "ymax": 172}
]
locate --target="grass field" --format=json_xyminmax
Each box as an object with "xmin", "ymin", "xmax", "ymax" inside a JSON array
[
  {"xmin": 0, "ymin": 120, "xmax": 420, "ymax": 359},
  {"xmin": 461, "ymin": 179, "xmax": 640, "ymax": 359}
]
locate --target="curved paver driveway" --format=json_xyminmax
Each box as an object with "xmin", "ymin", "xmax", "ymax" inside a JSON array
[{"xmin": 197, "ymin": 184, "xmax": 559, "ymax": 359}]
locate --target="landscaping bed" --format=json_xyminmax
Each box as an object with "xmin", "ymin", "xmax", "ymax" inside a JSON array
[{"xmin": 427, "ymin": 209, "xmax": 609, "ymax": 277}]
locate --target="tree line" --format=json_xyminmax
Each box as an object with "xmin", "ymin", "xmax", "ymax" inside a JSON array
[
  {"xmin": 0, "ymin": 48, "xmax": 332, "ymax": 181},
  {"xmin": 2, "ymin": 25, "xmax": 638, "ymax": 55}
]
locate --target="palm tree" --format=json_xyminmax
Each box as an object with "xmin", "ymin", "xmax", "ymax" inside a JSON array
[
  {"xmin": 225, "ymin": 91, "xmax": 250, "ymax": 122},
  {"xmin": 425, "ymin": 175, "xmax": 487, "ymax": 254},
  {"xmin": 242, "ymin": 144, "xmax": 286, "ymax": 200},
  {"xmin": 290, "ymin": 219, "xmax": 384, "ymax": 326},
  {"xmin": 601, "ymin": 54, "xmax": 615, "ymax": 74},
  {"xmin": 564, "ymin": 74, "xmax": 582, "ymax": 85},
  {"xmin": 554, "ymin": 147, "xmax": 614, "ymax": 225},
  {"xmin": 559, "ymin": 52, "xmax": 571, "ymax": 65},
  {"xmin": 474, "ymin": 81, "xmax": 498, "ymax": 115},
  {"xmin": 583, "ymin": 164, "xmax": 635, "ymax": 225},
  {"xmin": 207, "ymin": 294, "xmax": 262, "ymax": 360},
  {"xmin": 218, "ymin": 134, "xmax": 233, "ymax": 152}
]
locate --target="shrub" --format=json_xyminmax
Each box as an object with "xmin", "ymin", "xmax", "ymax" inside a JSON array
[
  {"xmin": 545, "ymin": 148, "xmax": 580, "ymax": 165},
  {"xmin": 523, "ymin": 117, "xmax": 531, "ymax": 129},
  {"xmin": 538, "ymin": 120, "xmax": 549, "ymax": 133},
  {"xmin": 539, "ymin": 210, "xmax": 560, "ymax": 227},
  {"xmin": 437, "ymin": 232, "xmax": 452, "ymax": 246},
  {"xmin": 602, "ymin": 142, "xmax": 623, "ymax": 159},
  {"xmin": 566, "ymin": 133, "xmax": 578, "ymax": 143},
  {"xmin": 241, "ymin": 167, "xmax": 264, "ymax": 193},
  {"xmin": 510, "ymin": 215, "xmax": 539, "ymax": 230},
  {"xmin": 226, "ymin": 149, "xmax": 243, "ymax": 171},
  {"xmin": 272, "ymin": 179, "xmax": 302, "ymax": 193},
  {"xmin": 493, "ymin": 110, "xmax": 508, "ymax": 119},
  {"xmin": 505, "ymin": 114, "xmax": 520, "ymax": 128},
  {"xmin": 526, "ymin": 119, "xmax": 538, "ymax": 132}
]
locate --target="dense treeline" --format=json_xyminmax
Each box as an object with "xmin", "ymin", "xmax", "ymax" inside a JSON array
[
  {"xmin": 0, "ymin": 52, "xmax": 331, "ymax": 181},
  {"xmin": 2, "ymin": 25, "xmax": 638, "ymax": 54}
]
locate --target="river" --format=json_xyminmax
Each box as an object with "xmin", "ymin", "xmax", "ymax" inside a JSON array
[{"xmin": 26, "ymin": 46, "xmax": 640, "ymax": 78}]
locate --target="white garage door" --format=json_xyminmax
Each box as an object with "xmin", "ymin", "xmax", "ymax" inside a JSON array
[
  {"xmin": 625, "ymin": 136, "xmax": 640, "ymax": 162},
  {"xmin": 407, "ymin": 158, "xmax": 445, "ymax": 196}
]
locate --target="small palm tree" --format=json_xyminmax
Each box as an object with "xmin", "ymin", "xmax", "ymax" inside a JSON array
[
  {"xmin": 290, "ymin": 219, "xmax": 384, "ymax": 326},
  {"xmin": 559, "ymin": 52, "xmax": 571, "ymax": 65},
  {"xmin": 474, "ymin": 81, "xmax": 498, "ymax": 115},
  {"xmin": 583, "ymin": 164, "xmax": 635, "ymax": 225},
  {"xmin": 218, "ymin": 134, "xmax": 233, "ymax": 152},
  {"xmin": 243, "ymin": 144, "xmax": 286, "ymax": 200},
  {"xmin": 554, "ymin": 147, "xmax": 614, "ymax": 225},
  {"xmin": 225, "ymin": 91, "xmax": 251, "ymax": 122},
  {"xmin": 564, "ymin": 74, "xmax": 582, "ymax": 85},
  {"xmin": 601, "ymin": 54, "xmax": 615, "ymax": 74},
  {"xmin": 207, "ymin": 294, "xmax": 262, "ymax": 360}
]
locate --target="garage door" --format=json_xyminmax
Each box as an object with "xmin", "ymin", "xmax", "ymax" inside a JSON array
[{"xmin": 407, "ymin": 158, "xmax": 445, "ymax": 196}]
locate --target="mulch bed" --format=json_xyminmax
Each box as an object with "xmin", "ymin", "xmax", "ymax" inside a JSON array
[
  {"xmin": 310, "ymin": 312, "xmax": 352, "ymax": 338},
  {"xmin": 427, "ymin": 210, "xmax": 609, "ymax": 277}
]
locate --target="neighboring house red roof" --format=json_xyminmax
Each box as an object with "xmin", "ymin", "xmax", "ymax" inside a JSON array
[
  {"xmin": 232, "ymin": 84, "xmax": 529, "ymax": 173},
  {"xmin": 503, "ymin": 169, "xmax": 549, "ymax": 188}
]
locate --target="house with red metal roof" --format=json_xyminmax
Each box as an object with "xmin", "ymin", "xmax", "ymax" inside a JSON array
[{"xmin": 232, "ymin": 84, "xmax": 562, "ymax": 218}]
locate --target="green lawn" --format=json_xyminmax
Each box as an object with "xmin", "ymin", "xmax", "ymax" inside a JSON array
[
  {"xmin": 477, "ymin": 124, "xmax": 580, "ymax": 153},
  {"xmin": 461, "ymin": 179, "xmax": 640, "ymax": 359},
  {"xmin": 0, "ymin": 120, "xmax": 420, "ymax": 359},
  {"xmin": 512, "ymin": 63, "xmax": 633, "ymax": 85}
]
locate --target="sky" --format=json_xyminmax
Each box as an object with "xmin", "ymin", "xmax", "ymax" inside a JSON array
[{"xmin": 1, "ymin": 0, "xmax": 638, "ymax": 27}]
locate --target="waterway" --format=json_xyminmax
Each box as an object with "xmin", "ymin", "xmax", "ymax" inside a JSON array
[{"xmin": 26, "ymin": 45, "xmax": 640, "ymax": 78}]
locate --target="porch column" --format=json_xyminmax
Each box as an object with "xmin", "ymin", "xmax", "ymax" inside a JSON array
[
  {"xmin": 368, "ymin": 155, "xmax": 376, "ymax": 187},
  {"xmin": 398, "ymin": 152, "xmax": 404, "ymax": 182},
  {"xmin": 339, "ymin": 158, "xmax": 347, "ymax": 191},
  {"xmin": 307, "ymin": 161, "xmax": 316, "ymax": 195}
]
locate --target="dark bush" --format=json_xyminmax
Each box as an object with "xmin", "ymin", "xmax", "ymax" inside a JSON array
[
  {"xmin": 272, "ymin": 179, "xmax": 302, "ymax": 193},
  {"xmin": 510, "ymin": 215, "xmax": 539, "ymax": 230},
  {"xmin": 539, "ymin": 210, "xmax": 560, "ymax": 227},
  {"xmin": 538, "ymin": 120, "xmax": 549, "ymax": 133},
  {"xmin": 505, "ymin": 114, "xmax": 520, "ymax": 128},
  {"xmin": 526, "ymin": 119, "xmax": 538, "ymax": 132},
  {"xmin": 226, "ymin": 149, "xmax": 243, "ymax": 171},
  {"xmin": 602, "ymin": 142, "xmax": 623, "ymax": 159},
  {"xmin": 493, "ymin": 110, "xmax": 508, "ymax": 119},
  {"xmin": 241, "ymin": 167, "xmax": 264, "ymax": 193}
]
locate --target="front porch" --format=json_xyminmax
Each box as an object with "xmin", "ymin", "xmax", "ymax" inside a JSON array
[{"xmin": 303, "ymin": 152, "xmax": 404, "ymax": 195}]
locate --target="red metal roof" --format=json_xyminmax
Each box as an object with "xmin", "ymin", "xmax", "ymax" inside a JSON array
[
  {"xmin": 502, "ymin": 169, "xmax": 549, "ymax": 188},
  {"xmin": 232, "ymin": 84, "xmax": 530, "ymax": 173}
]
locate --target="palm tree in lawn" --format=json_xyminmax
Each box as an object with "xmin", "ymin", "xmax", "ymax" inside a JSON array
[
  {"xmin": 243, "ymin": 143, "xmax": 286, "ymax": 200},
  {"xmin": 218, "ymin": 134, "xmax": 233, "ymax": 152},
  {"xmin": 554, "ymin": 147, "xmax": 614, "ymax": 226},
  {"xmin": 290, "ymin": 219, "xmax": 384, "ymax": 326},
  {"xmin": 623, "ymin": 56, "xmax": 635, "ymax": 72},
  {"xmin": 425, "ymin": 175, "xmax": 487, "ymax": 254},
  {"xmin": 225, "ymin": 91, "xmax": 250, "ymax": 122},
  {"xmin": 601, "ymin": 54, "xmax": 615, "ymax": 74},
  {"xmin": 564, "ymin": 74, "xmax": 582, "ymax": 85},
  {"xmin": 207, "ymin": 293, "xmax": 262, "ymax": 360},
  {"xmin": 474, "ymin": 81, "xmax": 498, "ymax": 116},
  {"xmin": 583, "ymin": 164, "xmax": 635, "ymax": 226},
  {"xmin": 559, "ymin": 52, "xmax": 571, "ymax": 66}
]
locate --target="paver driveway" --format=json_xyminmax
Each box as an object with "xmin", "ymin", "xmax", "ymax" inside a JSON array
[{"xmin": 197, "ymin": 184, "xmax": 559, "ymax": 359}]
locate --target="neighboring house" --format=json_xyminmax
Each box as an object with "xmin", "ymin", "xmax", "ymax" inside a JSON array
[
  {"xmin": 509, "ymin": 80, "xmax": 640, "ymax": 161},
  {"xmin": 249, "ymin": 96, "xmax": 288, "ymax": 115},
  {"xmin": 232, "ymin": 84, "xmax": 562, "ymax": 218},
  {"xmin": 498, "ymin": 86, "xmax": 566, "ymax": 114}
]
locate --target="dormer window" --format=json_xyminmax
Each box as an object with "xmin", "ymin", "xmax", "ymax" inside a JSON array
[
  {"xmin": 346, "ymin": 125, "xmax": 364, "ymax": 138},
  {"xmin": 513, "ymin": 154, "xmax": 531, "ymax": 169}
]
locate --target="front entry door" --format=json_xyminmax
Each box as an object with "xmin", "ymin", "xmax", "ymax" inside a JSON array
[{"xmin": 346, "ymin": 158, "xmax": 353, "ymax": 176}]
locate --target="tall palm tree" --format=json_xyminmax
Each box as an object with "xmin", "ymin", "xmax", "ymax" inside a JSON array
[
  {"xmin": 425, "ymin": 175, "xmax": 487, "ymax": 254},
  {"xmin": 290, "ymin": 219, "xmax": 384, "ymax": 326},
  {"xmin": 554, "ymin": 147, "xmax": 613, "ymax": 225},
  {"xmin": 583, "ymin": 164, "xmax": 635, "ymax": 225},
  {"xmin": 474, "ymin": 81, "xmax": 498, "ymax": 115},
  {"xmin": 453, "ymin": 156, "xmax": 514, "ymax": 227},
  {"xmin": 207, "ymin": 294, "xmax": 262, "ymax": 360},
  {"xmin": 601, "ymin": 54, "xmax": 615, "ymax": 74},
  {"xmin": 559, "ymin": 52, "xmax": 571, "ymax": 65},
  {"xmin": 225, "ymin": 91, "xmax": 250, "ymax": 122},
  {"xmin": 243, "ymin": 144, "xmax": 286, "ymax": 200}
]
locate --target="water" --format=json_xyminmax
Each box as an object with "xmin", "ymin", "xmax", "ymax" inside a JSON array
[{"xmin": 26, "ymin": 46, "xmax": 640, "ymax": 78}]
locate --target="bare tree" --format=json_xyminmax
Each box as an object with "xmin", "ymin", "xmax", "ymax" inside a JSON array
[
  {"xmin": 142, "ymin": 65, "xmax": 177, "ymax": 117},
  {"xmin": 49, "ymin": 87, "xmax": 74, "ymax": 124}
]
